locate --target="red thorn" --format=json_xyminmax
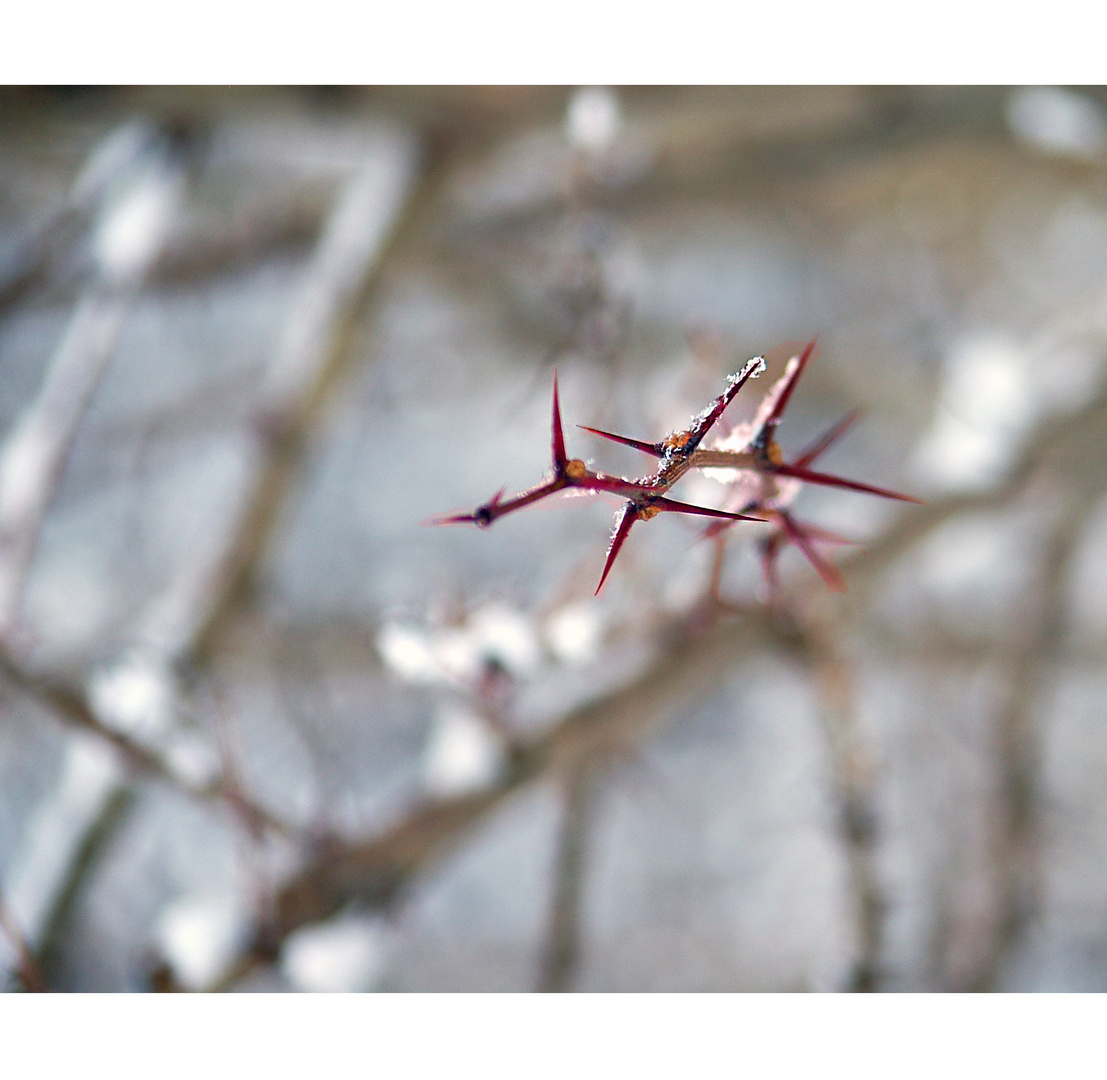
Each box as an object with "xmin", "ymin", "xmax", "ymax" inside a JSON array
[
  {"xmin": 578, "ymin": 425, "xmax": 663, "ymax": 458},
  {"xmin": 649, "ymin": 495, "xmax": 766, "ymax": 523},
  {"xmin": 551, "ymin": 371, "xmax": 568, "ymax": 471},
  {"xmin": 779, "ymin": 511, "xmax": 847, "ymax": 592},
  {"xmin": 684, "ymin": 354, "xmax": 767, "ymax": 452},
  {"xmin": 763, "ymin": 338, "xmax": 817, "ymax": 434},
  {"xmin": 421, "ymin": 511, "xmax": 477, "ymax": 527},
  {"xmin": 595, "ymin": 504, "xmax": 639, "ymax": 594},
  {"xmin": 701, "ymin": 519, "xmax": 730, "ymax": 540},
  {"xmin": 770, "ymin": 463, "xmax": 924, "ymax": 504},
  {"xmin": 793, "ymin": 522, "xmax": 861, "ymax": 548},
  {"xmin": 793, "ymin": 409, "xmax": 862, "ymax": 468},
  {"xmin": 424, "ymin": 480, "xmax": 568, "ymax": 529},
  {"xmin": 761, "ymin": 531, "xmax": 786, "ymax": 596}
]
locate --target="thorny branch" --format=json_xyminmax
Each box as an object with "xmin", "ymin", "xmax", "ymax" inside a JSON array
[{"xmin": 434, "ymin": 341, "xmax": 920, "ymax": 595}]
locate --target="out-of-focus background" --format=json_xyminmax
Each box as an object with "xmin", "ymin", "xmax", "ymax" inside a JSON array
[{"xmin": 2, "ymin": 85, "xmax": 1107, "ymax": 992}]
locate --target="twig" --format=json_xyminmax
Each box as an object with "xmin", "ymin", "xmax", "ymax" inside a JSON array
[
  {"xmin": 145, "ymin": 128, "xmax": 421, "ymax": 665},
  {"xmin": 0, "ymin": 120, "xmax": 162, "ymax": 312},
  {"xmin": 0, "ymin": 127, "xmax": 198, "ymax": 993},
  {"xmin": 151, "ymin": 198, "xmax": 325, "ymax": 288},
  {"xmin": 204, "ymin": 679, "xmax": 276, "ymax": 930},
  {"xmin": 0, "ymin": 648, "xmax": 297, "ymax": 837},
  {"xmin": 0, "ymin": 124, "xmax": 189, "ymax": 636},
  {"xmin": 537, "ymin": 759, "xmax": 599, "ymax": 992},
  {"xmin": 0, "ymin": 888, "xmax": 48, "ymax": 992},
  {"xmin": 965, "ymin": 487, "xmax": 1096, "ymax": 991},
  {"xmin": 844, "ymin": 375, "xmax": 1107, "ymax": 591},
  {"xmin": 35, "ymin": 786, "xmax": 136, "ymax": 988},
  {"xmin": 0, "ymin": 130, "xmax": 421, "ymax": 943},
  {"xmin": 0, "ymin": 131, "xmax": 422, "ymax": 982},
  {"xmin": 796, "ymin": 610, "xmax": 884, "ymax": 991},
  {"xmin": 37, "ymin": 129, "xmax": 420, "ymax": 992}
]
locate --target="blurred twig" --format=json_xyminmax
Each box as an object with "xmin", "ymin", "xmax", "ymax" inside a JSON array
[
  {"xmin": 796, "ymin": 610, "xmax": 884, "ymax": 991},
  {"xmin": 0, "ymin": 649, "xmax": 296, "ymax": 837},
  {"xmin": 0, "ymin": 887, "xmax": 48, "ymax": 992},
  {"xmin": 0, "ymin": 124, "xmax": 203, "ymax": 991},
  {"xmin": 139, "ymin": 126, "xmax": 421, "ymax": 664},
  {"xmin": 0, "ymin": 122, "xmax": 191, "ymax": 636},
  {"xmin": 968, "ymin": 486, "xmax": 1101, "ymax": 990},
  {"xmin": 0, "ymin": 129, "xmax": 421, "ymax": 993},
  {"xmin": 204, "ymin": 678, "xmax": 277, "ymax": 932},
  {"xmin": 537, "ymin": 759, "xmax": 599, "ymax": 992},
  {"xmin": 35, "ymin": 785, "xmax": 136, "ymax": 988},
  {"xmin": 845, "ymin": 375, "xmax": 1107, "ymax": 591},
  {"xmin": 152, "ymin": 198, "xmax": 325, "ymax": 287},
  {"xmin": 0, "ymin": 120, "xmax": 162, "ymax": 312}
]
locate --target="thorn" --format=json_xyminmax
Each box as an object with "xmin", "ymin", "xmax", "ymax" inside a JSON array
[
  {"xmin": 762, "ymin": 338, "xmax": 817, "ymax": 435},
  {"xmin": 779, "ymin": 510, "xmax": 847, "ymax": 592},
  {"xmin": 423, "ymin": 487, "xmax": 505, "ymax": 527},
  {"xmin": 770, "ymin": 463, "xmax": 925, "ymax": 504},
  {"xmin": 792, "ymin": 522, "xmax": 862, "ymax": 548},
  {"xmin": 578, "ymin": 425, "xmax": 664, "ymax": 458},
  {"xmin": 793, "ymin": 409, "xmax": 862, "ymax": 468},
  {"xmin": 649, "ymin": 495, "xmax": 766, "ymax": 522},
  {"xmin": 595, "ymin": 504, "xmax": 639, "ymax": 594},
  {"xmin": 422, "ymin": 481, "xmax": 567, "ymax": 529},
  {"xmin": 683, "ymin": 354, "xmax": 767, "ymax": 453},
  {"xmin": 421, "ymin": 510, "xmax": 479, "ymax": 527},
  {"xmin": 551, "ymin": 371, "xmax": 568, "ymax": 471}
]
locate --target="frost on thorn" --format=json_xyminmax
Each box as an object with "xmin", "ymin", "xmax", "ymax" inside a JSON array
[{"xmin": 729, "ymin": 355, "xmax": 766, "ymax": 387}]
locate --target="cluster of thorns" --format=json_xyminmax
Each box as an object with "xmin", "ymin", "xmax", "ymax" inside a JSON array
[{"xmin": 433, "ymin": 341, "xmax": 921, "ymax": 595}]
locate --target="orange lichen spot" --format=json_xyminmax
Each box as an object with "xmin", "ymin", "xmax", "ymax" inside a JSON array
[
  {"xmin": 639, "ymin": 505, "xmax": 661, "ymax": 520},
  {"xmin": 663, "ymin": 431, "xmax": 691, "ymax": 451},
  {"xmin": 565, "ymin": 458, "xmax": 588, "ymax": 479},
  {"xmin": 766, "ymin": 439, "xmax": 783, "ymax": 465}
]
